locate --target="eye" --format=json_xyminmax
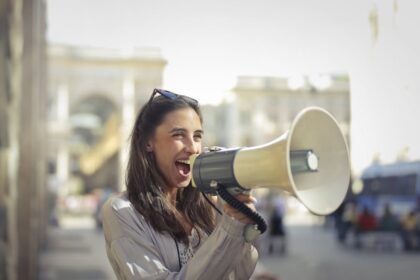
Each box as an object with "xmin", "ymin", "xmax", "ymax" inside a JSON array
[
  {"xmin": 194, "ymin": 133, "xmax": 203, "ymax": 141},
  {"xmin": 172, "ymin": 132, "xmax": 184, "ymax": 138}
]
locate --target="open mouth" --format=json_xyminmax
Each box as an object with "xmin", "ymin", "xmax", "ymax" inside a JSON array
[{"xmin": 175, "ymin": 159, "xmax": 191, "ymax": 176}]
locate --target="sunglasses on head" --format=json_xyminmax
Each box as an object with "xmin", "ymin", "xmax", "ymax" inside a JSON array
[{"xmin": 148, "ymin": 88, "xmax": 198, "ymax": 106}]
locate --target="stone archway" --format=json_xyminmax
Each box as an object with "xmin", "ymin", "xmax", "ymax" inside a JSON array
[{"xmin": 69, "ymin": 94, "xmax": 119, "ymax": 193}]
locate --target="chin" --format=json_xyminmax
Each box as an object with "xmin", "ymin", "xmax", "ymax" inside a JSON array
[{"xmin": 178, "ymin": 179, "xmax": 192, "ymax": 188}]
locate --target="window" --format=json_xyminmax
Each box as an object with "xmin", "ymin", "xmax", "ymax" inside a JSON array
[{"xmin": 362, "ymin": 174, "xmax": 417, "ymax": 196}]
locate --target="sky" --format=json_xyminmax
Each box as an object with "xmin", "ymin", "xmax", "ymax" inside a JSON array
[
  {"xmin": 47, "ymin": 0, "xmax": 420, "ymax": 173},
  {"xmin": 47, "ymin": 0, "xmax": 364, "ymax": 104}
]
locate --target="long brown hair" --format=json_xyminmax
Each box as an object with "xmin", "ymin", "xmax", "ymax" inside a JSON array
[{"xmin": 126, "ymin": 92, "xmax": 216, "ymax": 244}]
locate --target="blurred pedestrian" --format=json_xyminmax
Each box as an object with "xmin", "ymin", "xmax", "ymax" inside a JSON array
[
  {"xmin": 94, "ymin": 187, "xmax": 113, "ymax": 229},
  {"xmin": 357, "ymin": 206, "xmax": 377, "ymax": 232},
  {"xmin": 400, "ymin": 210, "xmax": 417, "ymax": 250},
  {"xmin": 268, "ymin": 196, "xmax": 287, "ymax": 254},
  {"xmin": 378, "ymin": 203, "xmax": 399, "ymax": 231},
  {"xmin": 355, "ymin": 206, "xmax": 377, "ymax": 248},
  {"xmin": 337, "ymin": 201, "xmax": 357, "ymax": 243}
]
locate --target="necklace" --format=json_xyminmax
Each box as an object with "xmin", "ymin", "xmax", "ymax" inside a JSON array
[{"xmin": 174, "ymin": 237, "xmax": 182, "ymax": 269}]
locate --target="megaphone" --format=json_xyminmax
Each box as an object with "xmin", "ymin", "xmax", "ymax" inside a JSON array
[{"xmin": 190, "ymin": 107, "xmax": 350, "ymax": 215}]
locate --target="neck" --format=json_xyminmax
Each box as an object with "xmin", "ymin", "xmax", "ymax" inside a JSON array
[
  {"xmin": 166, "ymin": 188, "xmax": 193, "ymax": 234},
  {"xmin": 167, "ymin": 188, "xmax": 178, "ymax": 206}
]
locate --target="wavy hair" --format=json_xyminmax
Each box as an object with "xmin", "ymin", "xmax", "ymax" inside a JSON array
[{"xmin": 126, "ymin": 93, "xmax": 216, "ymax": 244}]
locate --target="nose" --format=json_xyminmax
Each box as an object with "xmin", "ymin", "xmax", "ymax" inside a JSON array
[{"xmin": 184, "ymin": 136, "xmax": 200, "ymax": 154}]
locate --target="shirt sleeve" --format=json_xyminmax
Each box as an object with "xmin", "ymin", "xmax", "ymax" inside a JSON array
[
  {"xmin": 102, "ymin": 196, "xmax": 258, "ymax": 280},
  {"xmin": 185, "ymin": 214, "xmax": 259, "ymax": 280}
]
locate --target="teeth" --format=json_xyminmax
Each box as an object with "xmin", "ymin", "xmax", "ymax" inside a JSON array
[{"xmin": 176, "ymin": 159, "xmax": 190, "ymax": 165}]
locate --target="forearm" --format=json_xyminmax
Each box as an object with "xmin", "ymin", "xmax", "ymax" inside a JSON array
[{"xmin": 180, "ymin": 214, "xmax": 258, "ymax": 280}]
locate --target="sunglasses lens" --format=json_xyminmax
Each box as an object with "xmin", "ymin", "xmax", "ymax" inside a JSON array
[
  {"xmin": 157, "ymin": 89, "xmax": 177, "ymax": 100},
  {"xmin": 151, "ymin": 89, "xmax": 198, "ymax": 105}
]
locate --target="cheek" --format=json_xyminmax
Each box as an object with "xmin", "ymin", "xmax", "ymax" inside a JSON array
[{"xmin": 156, "ymin": 143, "xmax": 179, "ymax": 162}]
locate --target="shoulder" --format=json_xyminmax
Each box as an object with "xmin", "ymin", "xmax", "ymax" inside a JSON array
[
  {"xmin": 102, "ymin": 191, "xmax": 133, "ymax": 219},
  {"xmin": 102, "ymin": 192, "xmax": 149, "ymax": 237}
]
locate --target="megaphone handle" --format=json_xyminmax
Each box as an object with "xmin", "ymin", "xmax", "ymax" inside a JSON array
[{"xmin": 217, "ymin": 185, "xmax": 267, "ymax": 241}]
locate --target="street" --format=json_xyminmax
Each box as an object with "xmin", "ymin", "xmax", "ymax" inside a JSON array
[
  {"xmin": 39, "ymin": 216, "xmax": 420, "ymax": 280},
  {"xmin": 259, "ymin": 225, "xmax": 420, "ymax": 280},
  {"xmin": 39, "ymin": 216, "xmax": 114, "ymax": 280}
]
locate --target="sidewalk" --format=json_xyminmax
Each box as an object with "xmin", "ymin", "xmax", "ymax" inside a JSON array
[
  {"xmin": 39, "ymin": 216, "xmax": 115, "ymax": 280},
  {"xmin": 258, "ymin": 225, "xmax": 420, "ymax": 280},
  {"xmin": 40, "ymin": 216, "xmax": 420, "ymax": 280}
]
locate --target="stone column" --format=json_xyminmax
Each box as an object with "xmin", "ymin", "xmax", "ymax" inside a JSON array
[
  {"xmin": 119, "ymin": 74, "xmax": 135, "ymax": 191},
  {"xmin": 5, "ymin": 0, "xmax": 47, "ymax": 279},
  {"xmin": 56, "ymin": 84, "xmax": 70, "ymax": 195}
]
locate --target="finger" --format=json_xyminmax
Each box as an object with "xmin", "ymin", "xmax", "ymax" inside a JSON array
[
  {"xmin": 224, "ymin": 209, "xmax": 254, "ymax": 224},
  {"xmin": 233, "ymin": 214, "xmax": 255, "ymax": 224},
  {"xmin": 224, "ymin": 202, "xmax": 256, "ymax": 213},
  {"xmin": 236, "ymin": 216, "xmax": 252, "ymax": 223},
  {"xmin": 234, "ymin": 194, "xmax": 257, "ymax": 203},
  {"xmin": 224, "ymin": 208, "xmax": 243, "ymax": 216}
]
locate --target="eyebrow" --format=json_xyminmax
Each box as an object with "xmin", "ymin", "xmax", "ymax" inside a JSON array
[{"xmin": 169, "ymin": 128, "xmax": 204, "ymax": 135}]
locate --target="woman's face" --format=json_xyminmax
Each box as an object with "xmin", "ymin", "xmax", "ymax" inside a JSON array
[{"xmin": 147, "ymin": 107, "xmax": 203, "ymax": 191}]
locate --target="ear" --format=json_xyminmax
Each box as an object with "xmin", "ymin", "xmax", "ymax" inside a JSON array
[{"xmin": 146, "ymin": 141, "xmax": 153, "ymax": 152}]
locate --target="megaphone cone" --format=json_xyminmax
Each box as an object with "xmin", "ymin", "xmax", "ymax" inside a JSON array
[{"xmin": 191, "ymin": 107, "xmax": 350, "ymax": 215}]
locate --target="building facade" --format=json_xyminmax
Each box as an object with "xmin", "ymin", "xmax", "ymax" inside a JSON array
[
  {"xmin": 230, "ymin": 75, "xmax": 350, "ymax": 147},
  {"xmin": 0, "ymin": 0, "xmax": 47, "ymax": 279},
  {"xmin": 201, "ymin": 75, "xmax": 350, "ymax": 151},
  {"xmin": 47, "ymin": 45, "xmax": 167, "ymax": 195}
]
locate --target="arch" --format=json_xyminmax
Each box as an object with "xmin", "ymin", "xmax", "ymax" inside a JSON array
[
  {"xmin": 69, "ymin": 94, "xmax": 118, "ymax": 147},
  {"xmin": 70, "ymin": 93, "xmax": 117, "ymax": 123}
]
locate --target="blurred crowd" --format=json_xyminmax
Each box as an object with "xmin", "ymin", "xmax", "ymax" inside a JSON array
[{"xmin": 334, "ymin": 201, "xmax": 420, "ymax": 251}]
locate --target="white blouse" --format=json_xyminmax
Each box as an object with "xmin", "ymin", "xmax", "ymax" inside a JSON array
[{"xmin": 177, "ymin": 227, "xmax": 202, "ymax": 267}]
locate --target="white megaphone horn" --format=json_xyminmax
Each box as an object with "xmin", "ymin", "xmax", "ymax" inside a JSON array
[{"xmin": 190, "ymin": 107, "xmax": 350, "ymax": 215}]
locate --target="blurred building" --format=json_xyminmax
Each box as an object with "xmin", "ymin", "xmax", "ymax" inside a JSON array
[
  {"xmin": 201, "ymin": 102, "xmax": 236, "ymax": 148},
  {"xmin": 229, "ymin": 75, "xmax": 350, "ymax": 147},
  {"xmin": 200, "ymin": 74, "xmax": 350, "ymax": 155},
  {"xmin": 202, "ymin": 75, "xmax": 350, "ymax": 150},
  {"xmin": 0, "ymin": 0, "xmax": 47, "ymax": 279},
  {"xmin": 47, "ymin": 45, "xmax": 166, "ymax": 196}
]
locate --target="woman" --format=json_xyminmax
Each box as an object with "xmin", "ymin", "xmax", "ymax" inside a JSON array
[{"xmin": 102, "ymin": 89, "xmax": 259, "ymax": 279}]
